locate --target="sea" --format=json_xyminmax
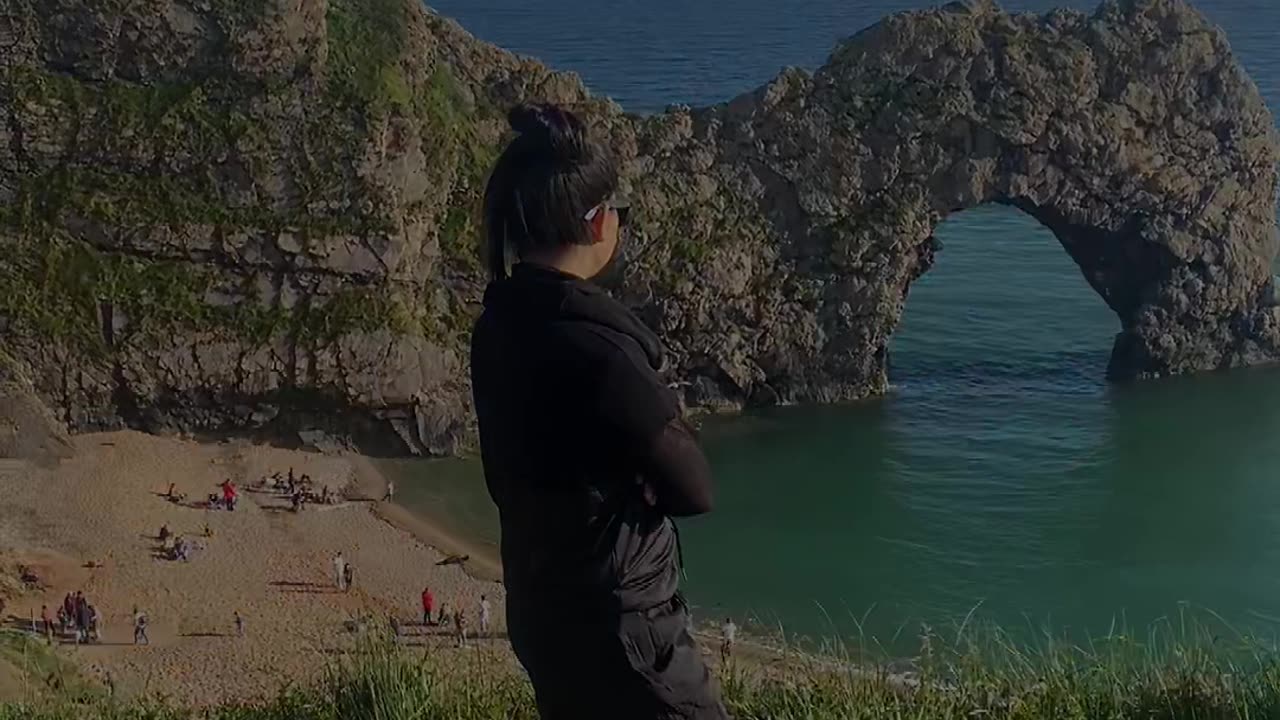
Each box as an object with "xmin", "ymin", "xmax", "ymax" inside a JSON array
[{"xmin": 382, "ymin": 0, "xmax": 1280, "ymax": 650}]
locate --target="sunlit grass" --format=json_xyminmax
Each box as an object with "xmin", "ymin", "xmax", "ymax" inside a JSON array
[{"xmin": 3, "ymin": 609, "xmax": 1280, "ymax": 719}]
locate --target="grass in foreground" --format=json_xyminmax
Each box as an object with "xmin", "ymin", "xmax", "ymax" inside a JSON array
[
  {"xmin": 3, "ymin": 612, "xmax": 1280, "ymax": 719},
  {"xmin": 0, "ymin": 630, "xmax": 102, "ymax": 707}
]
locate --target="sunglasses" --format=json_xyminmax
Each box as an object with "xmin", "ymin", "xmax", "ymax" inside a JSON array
[{"xmin": 583, "ymin": 200, "xmax": 630, "ymax": 228}]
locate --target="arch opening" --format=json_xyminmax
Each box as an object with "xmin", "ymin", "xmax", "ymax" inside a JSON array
[{"xmin": 891, "ymin": 204, "xmax": 1118, "ymax": 391}]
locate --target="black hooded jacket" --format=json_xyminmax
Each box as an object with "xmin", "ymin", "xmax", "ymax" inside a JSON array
[{"xmin": 470, "ymin": 264, "xmax": 712, "ymax": 616}]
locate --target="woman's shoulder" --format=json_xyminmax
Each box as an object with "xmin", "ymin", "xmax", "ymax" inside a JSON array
[{"xmin": 546, "ymin": 319, "xmax": 651, "ymax": 367}]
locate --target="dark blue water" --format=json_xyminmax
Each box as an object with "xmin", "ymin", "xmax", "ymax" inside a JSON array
[
  {"xmin": 411, "ymin": 0, "xmax": 1280, "ymax": 647},
  {"xmin": 426, "ymin": 0, "xmax": 1280, "ymax": 114}
]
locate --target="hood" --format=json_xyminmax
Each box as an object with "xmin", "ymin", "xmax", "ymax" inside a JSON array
[{"xmin": 482, "ymin": 264, "xmax": 665, "ymax": 371}]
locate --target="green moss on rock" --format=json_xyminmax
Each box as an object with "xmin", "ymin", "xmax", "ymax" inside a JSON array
[
  {"xmin": 0, "ymin": 234, "xmax": 409, "ymax": 354},
  {"xmin": 0, "ymin": 0, "xmax": 506, "ymax": 440},
  {"xmin": 325, "ymin": 0, "xmax": 409, "ymax": 103}
]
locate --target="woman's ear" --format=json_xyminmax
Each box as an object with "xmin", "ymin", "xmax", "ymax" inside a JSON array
[{"xmin": 587, "ymin": 206, "xmax": 607, "ymax": 244}]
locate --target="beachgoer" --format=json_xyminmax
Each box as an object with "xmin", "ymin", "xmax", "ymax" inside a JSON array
[
  {"xmin": 159, "ymin": 523, "xmax": 171, "ymax": 542},
  {"xmin": 287, "ymin": 467, "xmax": 295, "ymax": 484},
  {"xmin": 166, "ymin": 482, "xmax": 176, "ymax": 500},
  {"xmin": 75, "ymin": 596, "xmax": 90, "ymax": 644},
  {"xmin": 470, "ymin": 104, "xmax": 724, "ymax": 718},
  {"xmin": 234, "ymin": 610, "xmax": 245, "ymax": 638},
  {"xmin": 437, "ymin": 603, "xmax": 448, "ymax": 628},
  {"xmin": 88, "ymin": 604, "xmax": 101, "ymax": 643},
  {"xmin": 221, "ymin": 479, "xmax": 237, "ymax": 511},
  {"xmin": 421, "ymin": 587, "xmax": 435, "ymax": 626},
  {"xmin": 62, "ymin": 593, "xmax": 74, "ymax": 627},
  {"xmin": 454, "ymin": 608, "xmax": 467, "ymax": 648},
  {"xmin": 333, "ymin": 552, "xmax": 347, "ymax": 590},
  {"xmin": 343, "ymin": 564, "xmax": 354, "ymax": 592},
  {"xmin": 720, "ymin": 619, "xmax": 737, "ymax": 664},
  {"xmin": 479, "ymin": 595, "xmax": 491, "ymax": 638},
  {"xmin": 383, "ymin": 479, "xmax": 395, "ymax": 502},
  {"xmin": 133, "ymin": 607, "xmax": 149, "ymax": 645},
  {"xmin": 40, "ymin": 605, "xmax": 53, "ymax": 643}
]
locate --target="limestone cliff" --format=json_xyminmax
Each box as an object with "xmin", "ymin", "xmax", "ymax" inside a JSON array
[{"xmin": 0, "ymin": 0, "xmax": 1276, "ymax": 455}]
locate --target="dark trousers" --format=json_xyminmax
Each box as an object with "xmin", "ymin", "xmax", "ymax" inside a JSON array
[{"xmin": 509, "ymin": 596, "xmax": 727, "ymax": 720}]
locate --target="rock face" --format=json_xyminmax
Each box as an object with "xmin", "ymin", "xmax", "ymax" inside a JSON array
[
  {"xmin": 0, "ymin": 350, "xmax": 73, "ymax": 464},
  {"xmin": 0, "ymin": 0, "xmax": 1276, "ymax": 454}
]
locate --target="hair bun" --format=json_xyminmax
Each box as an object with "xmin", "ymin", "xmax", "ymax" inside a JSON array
[{"xmin": 507, "ymin": 103, "xmax": 586, "ymax": 161}]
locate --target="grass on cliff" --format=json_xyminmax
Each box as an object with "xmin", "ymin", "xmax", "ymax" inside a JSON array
[{"xmin": 4, "ymin": 611, "xmax": 1280, "ymax": 719}]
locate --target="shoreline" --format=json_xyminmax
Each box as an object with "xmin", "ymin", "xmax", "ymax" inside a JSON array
[
  {"xmin": 371, "ymin": 501, "xmax": 503, "ymax": 583},
  {"xmin": 343, "ymin": 453, "xmax": 503, "ymax": 583}
]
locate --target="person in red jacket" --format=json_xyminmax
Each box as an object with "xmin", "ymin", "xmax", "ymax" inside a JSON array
[
  {"xmin": 421, "ymin": 587, "xmax": 435, "ymax": 626},
  {"xmin": 220, "ymin": 479, "xmax": 237, "ymax": 511}
]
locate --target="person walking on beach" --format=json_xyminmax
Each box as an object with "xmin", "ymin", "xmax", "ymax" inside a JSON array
[
  {"xmin": 383, "ymin": 479, "xmax": 395, "ymax": 502},
  {"xmin": 61, "ymin": 593, "xmax": 74, "ymax": 633},
  {"xmin": 74, "ymin": 593, "xmax": 89, "ymax": 644},
  {"xmin": 88, "ymin": 604, "xmax": 102, "ymax": 643},
  {"xmin": 333, "ymin": 552, "xmax": 347, "ymax": 591},
  {"xmin": 40, "ymin": 605, "xmax": 53, "ymax": 643},
  {"xmin": 720, "ymin": 618, "xmax": 737, "ymax": 664},
  {"xmin": 133, "ymin": 607, "xmax": 149, "ymax": 645},
  {"xmin": 479, "ymin": 595, "xmax": 491, "ymax": 638},
  {"xmin": 471, "ymin": 103, "xmax": 725, "ymax": 719},
  {"xmin": 453, "ymin": 608, "xmax": 467, "ymax": 648},
  {"xmin": 421, "ymin": 586, "xmax": 435, "ymax": 626},
  {"xmin": 343, "ymin": 564, "xmax": 355, "ymax": 592},
  {"xmin": 234, "ymin": 610, "xmax": 245, "ymax": 638}
]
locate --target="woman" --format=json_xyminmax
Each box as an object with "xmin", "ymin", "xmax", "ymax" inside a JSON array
[{"xmin": 471, "ymin": 103, "xmax": 726, "ymax": 719}]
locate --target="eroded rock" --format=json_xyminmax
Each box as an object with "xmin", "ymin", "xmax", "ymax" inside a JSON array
[{"xmin": 0, "ymin": 0, "xmax": 1275, "ymax": 454}]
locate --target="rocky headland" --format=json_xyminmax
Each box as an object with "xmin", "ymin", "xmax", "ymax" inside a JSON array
[{"xmin": 1, "ymin": 0, "xmax": 1277, "ymax": 456}]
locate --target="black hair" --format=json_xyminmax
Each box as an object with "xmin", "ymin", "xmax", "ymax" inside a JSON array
[{"xmin": 482, "ymin": 103, "xmax": 619, "ymax": 282}]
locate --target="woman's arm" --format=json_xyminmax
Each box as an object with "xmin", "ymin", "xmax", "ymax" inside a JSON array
[
  {"xmin": 591, "ymin": 340, "xmax": 715, "ymax": 517},
  {"xmin": 638, "ymin": 417, "xmax": 714, "ymax": 517}
]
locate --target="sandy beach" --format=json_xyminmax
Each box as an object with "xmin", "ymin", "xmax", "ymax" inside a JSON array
[{"xmin": 0, "ymin": 431, "xmax": 509, "ymax": 705}]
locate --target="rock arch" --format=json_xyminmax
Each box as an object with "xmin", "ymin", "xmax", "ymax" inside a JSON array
[
  {"xmin": 1, "ymin": 0, "xmax": 1277, "ymax": 452},
  {"xmin": 617, "ymin": 0, "xmax": 1280, "ymax": 408}
]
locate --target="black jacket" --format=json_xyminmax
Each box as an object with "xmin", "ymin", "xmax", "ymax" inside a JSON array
[{"xmin": 470, "ymin": 264, "xmax": 713, "ymax": 616}]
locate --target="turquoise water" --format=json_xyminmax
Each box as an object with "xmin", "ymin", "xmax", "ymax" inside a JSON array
[{"xmin": 403, "ymin": 0, "xmax": 1280, "ymax": 645}]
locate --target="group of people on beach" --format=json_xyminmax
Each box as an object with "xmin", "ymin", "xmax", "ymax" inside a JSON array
[
  {"xmin": 210, "ymin": 479, "xmax": 238, "ymax": 511},
  {"xmin": 39, "ymin": 591, "xmax": 101, "ymax": 644},
  {"xmin": 318, "ymin": 555, "xmax": 487, "ymax": 648},
  {"xmin": 416, "ymin": 585, "xmax": 492, "ymax": 647},
  {"xmin": 333, "ymin": 552, "xmax": 356, "ymax": 592},
  {"xmin": 254, "ymin": 467, "xmax": 339, "ymax": 512},
  {"xmin": 165, "ymin": 478, "xmax": 239, "ymax": 512},
  {"xmin": 157, "ymin": 522, "xmax": 204, "ymax": 562}
]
